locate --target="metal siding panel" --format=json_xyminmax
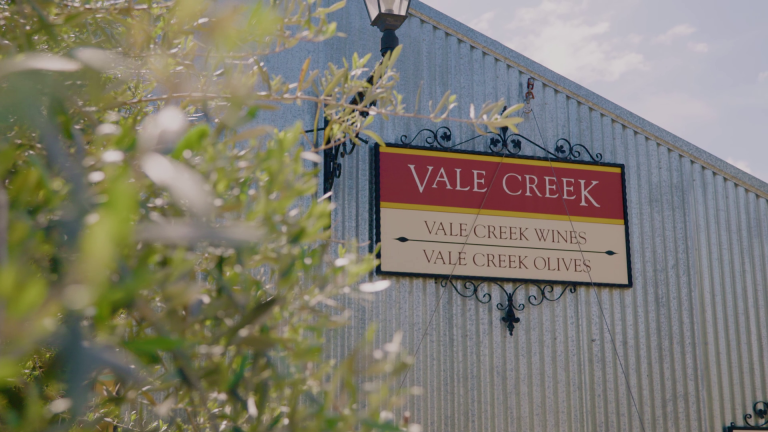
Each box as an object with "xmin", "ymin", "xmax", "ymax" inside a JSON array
[
  {"xmin": 729, "ymin": 183, "xmax": 749, "ymax": 407},
  {"xmin": 623, "ymin": 127, "xmax": 648, "ymax": 432},
  {"xmin": 692, "ymin": 163, "xmax": 716, "ymax": 429},
  {"xmin": 605, "ymin": 119, "xmax": 624, "ymax": 432},
  {"xmin": 688, "ymin": 163, "xmax": 713, "ymax": 432},
  {"xmin": 734, "ymin": 186, "xmax": 756, "ymax": 405},
  {"xmin": 659, "ymin": 146, "xmax": 682, "ymax": 431},
  {"xmin": 678, "ymin": 155, "xmax": 705, "ymax": 432},
  {"xmin": 667, "ymin": 150, "xmax": 690, "ymax": 430},
  {"xmin": 611, "ymin": 121, "xmax": 632, "ymax": 432},
  {"xmin": 752, "ymin": 196, "xmax": 768, "ymax": 400},
  {"xmin": 724, "ymin": 176, "xmax": 744, "ymax": 422},
  {"xmin": 758, "ymin": 199, "xmax": 768, "ymax": 401},
  {"xmin": 709, "ymin": 171, "xmax": 732, "ymax": 427}
]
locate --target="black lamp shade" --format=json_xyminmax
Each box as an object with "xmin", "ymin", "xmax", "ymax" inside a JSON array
[{"xmin": 364, "ymin": 0, "xmax": 411, "ymax": 31}]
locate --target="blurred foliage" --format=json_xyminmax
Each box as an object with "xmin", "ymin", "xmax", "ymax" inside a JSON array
[{"xmin": 0, "ymin": 0, "xmax": 521, "ymax": 431}]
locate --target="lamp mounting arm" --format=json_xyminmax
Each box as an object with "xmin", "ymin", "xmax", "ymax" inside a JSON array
[{"xmin": 380, "ymin": 29, "xmax": 399, "ymax": 57}]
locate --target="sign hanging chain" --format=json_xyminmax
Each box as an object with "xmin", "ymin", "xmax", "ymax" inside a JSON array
[
  {"xmin": 398, "ymin": 143, "xmax": 508, "ymax": 391},
  {"xmin": 528, "ymin": 94, "xmax": 646, "ymax": 432}
]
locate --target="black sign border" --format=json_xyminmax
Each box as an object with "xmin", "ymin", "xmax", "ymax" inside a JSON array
[{"xmin": 373, "ymin": 143, "xmax": 633, "ymax": 288}]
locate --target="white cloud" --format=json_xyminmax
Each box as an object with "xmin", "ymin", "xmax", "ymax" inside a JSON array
[
  {"xmin": 470, "ymin": 11, "xmax": 494, "ymax": 32},
  {"xmin": 654, "ymin": 24, "xmax": 696, "ymax": 44},
  {"xmin": 759, "ymin": 71, "xmax": 768, "ymax": 83},
  {"xmin": 688, "ymin": 42, "xmax": 709, "ymax": 53},
  {"xmin": 505, "ymin": 0, "xmax": 646, "ymax": 83},
  {"xmin": 628, "ymin": 33, "xmax": 644, "ymax": 44},
  {"xmin": 634, "ymin": 92, "xmax": 717, "ymax": 129},
  {"xmin": 726, "ymin": 157, "xmax": 752, "ymax": 174}
]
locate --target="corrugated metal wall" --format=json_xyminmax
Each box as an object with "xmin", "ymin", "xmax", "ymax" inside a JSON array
[{"xmin": 269, "ymin": 2, "xmax": 768, "ymax": 431}]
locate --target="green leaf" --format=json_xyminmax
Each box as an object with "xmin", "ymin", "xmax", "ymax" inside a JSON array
[
  {"xmin": 0, "ymin": 146, "xmax": 17, "ymax": 179},
  {"xmin": 503, "ymin": 103, "xmax": 525, "ymax": 116},
  {"xmin": 359, "ymin": 130, "xmax": 385, "ymax": 147},
  {"xmin": 313, "ymin": 0, "xmax": 346, "ymax": 16},
  {"xmin": 170, "ymin": 124, "xmax": 210, "ymax": 159},
  {"xmin": 267, "ymin": 413, "xmax": 284, "ymax": 431},
  {"xmin": 230, "ymin": 125, "xmax": 274, "ymax": 143},
  {"xmin": 291, "ymin": 345, "xmax": 323, "ymax": 361},
  {"xmin": 323, "ymin": 69, "xmax": 347, "ymax": 96},
  {"xmin": 238, "ymin": 335, "xmax": 279, "ymax": 351},
  {"xmin": 123, "ymin": 337, "xmax": 185, "ymax": 355},
  {"xmin": 222, "ymin": 297, "xmax": 279, "ymax": 341},
  {"xmin": 5, "ymin": 277, "xmax": 47, "ymax": 317},
  {"xmin": 361, "ymin": 419, "xmax": 403, "ymax": 431},
  {"xmin": 227, "ymin": 355, "xmax": 250, "ymax": 391},
  {"xmin": 298, "ymin": 57, "xmax": 311, "ymax": 90},
  {"xmin": 0, "ymin": 358, "xmax": 21, "ymax": 381}
]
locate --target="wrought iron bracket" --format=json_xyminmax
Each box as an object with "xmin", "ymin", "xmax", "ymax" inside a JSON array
[
  {"xmin": 727, "ymin": 402, "xmax": 768, "ymax": 431},
  {"xmin": 439, "ymin": 279, "xmax": 577, "ymax": 336},
  {"xmin": 399, "ymin": 124, "xmax": 603, "ymax": 163},
  {"xmin": 323, "ymin": 137, "xmax": 362, "ymax": 194}
]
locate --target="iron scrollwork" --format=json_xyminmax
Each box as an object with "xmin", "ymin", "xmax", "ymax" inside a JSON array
[
  {"xmin": 488, "ymin": 127, "xmax": 603, "ymax": 162},
  {"xmin": 400, "ymin": 126, "xmax": 456, "ymax": 149},
  {"xmin": 322, "ymin": 136, "xmax": 369, "ymax": 195},
  {"xmin": 438, "ymin": 279, "xmax": 577, "ymax": 336},
  {"xmin": 727, "ymin": 401, "xmax": 768, "ymax": 431},
  {"xmin": 323, "ymin": 139, "xmax": 354, "ymax": 194},
  {"xmin": 398, "ymin": 125, "xmax": 603, "ymax": 163}
]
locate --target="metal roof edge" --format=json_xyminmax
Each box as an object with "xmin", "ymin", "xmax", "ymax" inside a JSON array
[{"xmin": 409, "ymin": 1, "xmax": 768, "ymax": 199}]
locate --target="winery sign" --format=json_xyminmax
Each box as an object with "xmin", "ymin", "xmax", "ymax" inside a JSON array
[{"xmin": 374, "ymin": 145, "xmax": 632, "ymax": 286}]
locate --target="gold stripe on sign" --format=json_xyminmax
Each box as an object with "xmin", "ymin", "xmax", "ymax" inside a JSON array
[{"xmin": 380, "ymin": 202, "xmax": 626, "ymax": 225}]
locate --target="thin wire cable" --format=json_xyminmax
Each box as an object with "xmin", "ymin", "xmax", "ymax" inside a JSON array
[
  {"xmin": 530, "ymin": 108, "xmax": 646, "ymax": 432},
  {"xmin": 398, "ymin": 149, "xmax": 508, "ymax": 390}
]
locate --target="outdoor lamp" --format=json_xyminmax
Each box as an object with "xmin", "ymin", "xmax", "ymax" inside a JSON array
[{"xmin": 363, "ymin": 0, "xmax": 411, "ymax": 56}]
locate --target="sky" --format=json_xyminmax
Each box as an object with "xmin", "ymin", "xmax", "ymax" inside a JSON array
[{"xmin": 419, "ymin": 0, "xmax": 768, "ymax": 182}]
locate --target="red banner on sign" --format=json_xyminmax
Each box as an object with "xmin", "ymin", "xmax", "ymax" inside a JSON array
[{"xmin": 379, "ymin": 147, "xmax": 625, "ymax": 224}]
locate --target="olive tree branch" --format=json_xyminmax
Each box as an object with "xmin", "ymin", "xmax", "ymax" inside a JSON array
[
  {"xmin": 59, "ymin": 1, "xmax": 176, "ymax": 11},
  {"xmin": 107, "ymin": 93, "xmax": 518, "ymax": 137}
]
